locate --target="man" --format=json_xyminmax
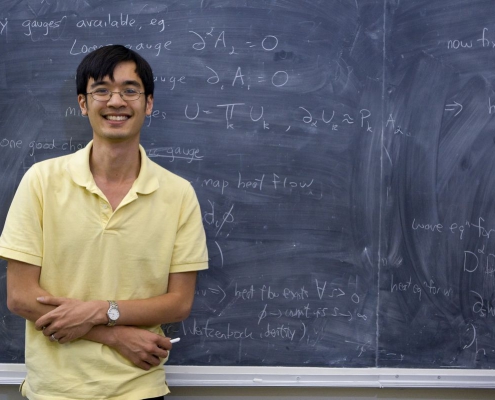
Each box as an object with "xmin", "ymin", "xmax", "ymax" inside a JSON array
[{"xmin": 0, "ymin": 45, "xmax": 208, "ymax": 399}]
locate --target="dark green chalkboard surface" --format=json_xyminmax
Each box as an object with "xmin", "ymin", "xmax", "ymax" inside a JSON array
[{"xmin": 1, "ymin": 0, "xmax": 495, "ymax": 374}]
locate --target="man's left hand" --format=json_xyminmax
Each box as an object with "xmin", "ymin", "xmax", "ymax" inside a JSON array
[{"xmin": 34, "ymin": 297, "xmax": 106, "ymax": 344}]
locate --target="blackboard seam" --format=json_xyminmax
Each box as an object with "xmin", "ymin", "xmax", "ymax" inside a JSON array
[{"xmin": 376, "ymin": 0, "xmax": 388, "ymax": 369}]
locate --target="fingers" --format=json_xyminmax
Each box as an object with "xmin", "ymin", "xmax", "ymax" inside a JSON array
[
  {"xmin": 39, "ymin": 324, "xmax": 66, "ymax": 343},
  {"xmin": 136, "ymin": 352, "xmax": 166, "ymax": 370},
  {"xmin": 115, "ymin": 328, "xmax": 171, "ymax": 370},
  {"xmin": 135, "ymin": 360, "xmax": 152, "ymax": 371},
  {"xmin": 34, "ymin": 296, "xmax": 70, "ymax": 329},
  {"xmin": 35, "ymin": 317, "xmax": 58, "ymax": 332},
  {"xmin": 153, "ymin": 346, "xmax": 169, "ymax": 359},
  {"xmin": 39, "ymin": 324, "xmax": 52, "ymax": 337},
  {"xmin": 34, "ymin": 318, "xmax": 47, "ymax": 331},
  {"xmin": 35, "ymin": 312, "xmax": 55, "ymax": 331},
  {"xmin": 128, "ymin": 348, "xmax": 166, "ymax": 370},
  {"xmin": 145, "ymin": 354, "xmax": 162, "ymax": 367},
  {"xmin": 42, "ymin": 325, "xmax": 60, "ymax": 342},
  {"xmin": 143, "ymin": 338, "xmax": 169, "ymax": 359},
  {"xmin": 156, "ymin": 336, "xmax": 172, "ymax": 351},
  {"xmin": 42, "ymin": 329, "xmax": 70, "ymax": 344}
]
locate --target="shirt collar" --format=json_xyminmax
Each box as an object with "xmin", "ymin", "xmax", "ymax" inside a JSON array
[{"xmin": 67, "ymin": 140, "xmax": 160, "ymax": 195}]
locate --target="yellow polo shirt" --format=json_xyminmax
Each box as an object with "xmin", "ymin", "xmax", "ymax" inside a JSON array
[{"xmin": 0, "ymin": 141, "xmax": 208, "ymax": 400}]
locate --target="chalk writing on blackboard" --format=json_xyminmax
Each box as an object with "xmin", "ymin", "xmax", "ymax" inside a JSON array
[{"xmin": 3, "ymin": 0, "xmax": 495, "ymax": 371}]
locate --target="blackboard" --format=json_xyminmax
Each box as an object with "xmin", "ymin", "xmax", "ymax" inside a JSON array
[{"xmin": 1, "ymin": 0, "xmax": 495, "ymax": 376}]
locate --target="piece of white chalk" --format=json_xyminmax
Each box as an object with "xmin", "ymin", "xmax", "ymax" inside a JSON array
[{"xmin": 170, "ymin": 337, "xmax": 181, "ymax": 344}]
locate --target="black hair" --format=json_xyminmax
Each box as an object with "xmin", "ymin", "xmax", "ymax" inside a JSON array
[{"xmin": 76, "ymin": 45, "xmax": 154, "ymax": 97}]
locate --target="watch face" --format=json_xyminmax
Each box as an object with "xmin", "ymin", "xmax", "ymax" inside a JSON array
[{"xmin": 108, "ymin": 309, "xmax": 119, "ymax": 320}]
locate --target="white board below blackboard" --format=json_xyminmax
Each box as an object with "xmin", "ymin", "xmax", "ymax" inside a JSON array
[{"xmin": 2, "ymin": 365, "xmax": 495, "ymax": 388}]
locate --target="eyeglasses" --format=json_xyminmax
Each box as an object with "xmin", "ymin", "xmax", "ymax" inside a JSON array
[{"xmin": 86, "ymin": 88, "xmax": 145, "ymax": 102}]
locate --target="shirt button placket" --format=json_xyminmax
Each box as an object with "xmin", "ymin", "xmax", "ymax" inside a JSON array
[{"xmin": 101, "ymin": 200, "xmax": 111, "ymax": 227}]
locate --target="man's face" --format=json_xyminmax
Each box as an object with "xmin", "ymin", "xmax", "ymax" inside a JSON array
[{"xmin": 78, "ymin": 61, "xmax": 153, "ymax": 143}]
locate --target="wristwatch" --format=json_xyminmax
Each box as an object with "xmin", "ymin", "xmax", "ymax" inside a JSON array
[{"xmin": 106, "ymin": 300, "xmax": 120, "ymax": 326}]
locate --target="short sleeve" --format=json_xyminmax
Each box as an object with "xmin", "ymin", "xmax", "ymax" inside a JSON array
[
  {"xmin": 169, "ymin": 183, "xmax": 208, "ymax": 273},
  {"xmin": 0, "ymin": 166, "xmax": 43, "ymax": 266}
]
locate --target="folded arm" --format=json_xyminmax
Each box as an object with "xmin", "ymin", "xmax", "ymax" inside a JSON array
[
  {"xmin": 35, "ymin": 267, "xmax": 197, "ymax": 329},
  {"xmin": 6, "ymin": 258, "xmax": 191, "ymax": 370}
]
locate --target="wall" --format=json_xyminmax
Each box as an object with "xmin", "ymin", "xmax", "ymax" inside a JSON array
[{"xmin": 1, "ymin": 386, "xmax": 495, "ymax": 399}]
